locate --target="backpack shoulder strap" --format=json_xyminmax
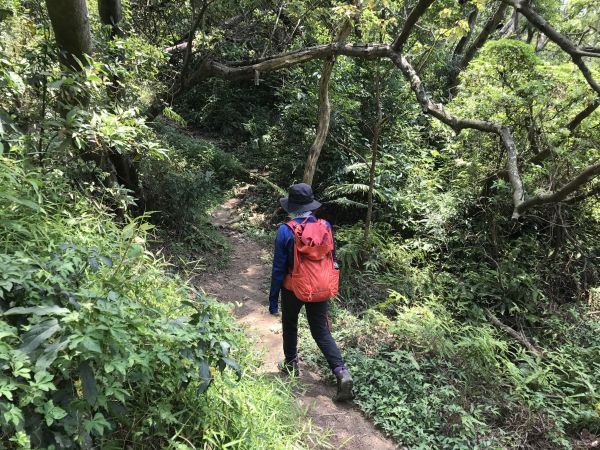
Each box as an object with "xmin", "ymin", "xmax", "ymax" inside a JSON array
[{"xmin": 285, "ymin": 220, "xmax": 300, "ymax": 235}]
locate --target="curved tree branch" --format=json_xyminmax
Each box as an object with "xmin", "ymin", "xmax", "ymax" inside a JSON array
[
  {"xmin": 303, "ymin": 15, "xmax": 355, "ymax": 185},
  {"xmin": 564, "ymin": 183, "xmax": 600, "ymax": 204},
  {"xmin": 515, "ymin": 161, "xmax": 600, "ymax": 214},
  {"xmin": 453, "ymin": 7, "xmax": 479, "ymax": 59},
  {"xmin": 502, "ymin": 0, "xmax": 600, "ymax": 95},
  {"xmin": 389, "ymin": 52, "xmax": 527, "ymax": 217},
  {"xmin": 389, "ymin": 52, "xmax": 498, "ymax": 134},
  {"xmin": 455, "ymin": 3, "xmax": 508, "ymax": 74},
  {"xmin": 567, "ymin": 98, "xmax": 600, "ymax": 131},
  {"xmin": 185, "ymin": 43, "xmax": 390, "ymax": 85},
  {"xmin": 174, "ymin": 0, "xmax": 600, "ymax": 218},
  {"xmin": 391, "ymin": 0, "xmax": 436, "ymax": 52}
]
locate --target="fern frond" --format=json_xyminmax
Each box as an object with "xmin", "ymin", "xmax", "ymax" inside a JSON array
[
  {"xmin": 341, "ymin": 162, "xmax": 369, "ymax": 174},
  {"xmin": 324, "ymin": 197, "xmax": 367, "ymax": 209},
  {"xmin": 323, "ymin": 183, "xmax": 385, "ymax": 202},
  {"xmin": 323, "ymin": 183, "xmax": 369, "ymax": 199}
]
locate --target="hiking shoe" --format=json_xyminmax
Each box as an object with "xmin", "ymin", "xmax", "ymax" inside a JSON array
[
  {"xmin": 278, "ymin": 359, "xmax": 300, "ymax": 376},
  {"xmin": 333, "ymin": 368, "xmax": 353, "ymax": 402}
]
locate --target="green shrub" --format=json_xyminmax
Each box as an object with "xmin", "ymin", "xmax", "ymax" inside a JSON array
[
  {"xmin": 0, "ymin": 155, "xmax": 304, "ymax": 449},
  {"xmin": 141, "ymin": 120, "xmax": 243, "ymax": 255}
]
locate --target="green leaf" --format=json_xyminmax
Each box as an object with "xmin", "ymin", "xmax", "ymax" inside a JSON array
[
  {"xmin": 20, "ymin": 318, "xmax": 61, "ymax": 355},
  {"xmin": 219, "ymin": 341, "xmax": 230, "ymax": 358},
  {"xmin": 3, "ymin": 405, "xmax": 23, "ymax": 427},
  {"xmin": 39, "ymin": 400, "xmax": 67, "ymax": 426},
  {"xmin": 6, "ymin": 71, "xmax": 25, "ymax": 94},
  {"xmin": 48, "ymin": 79, "xmax": 64, "ymax": 89},
  {"xmin": 81, "ymin": 336, "xmax": 102, "ymax": 353},
  {"xmin": 0, "ymin": 377, "xmax": 17, "ymax": 400},
  {"xmin": 126, "ymin": 244, "xmax": 143, "ymax": 259},
  {"xmin": 84, "ymin": 412, "xmax": 111, "ymax": 436},
  {"xmin": 79, "ymin": 361, "xmax": 97, "ymax": 406},
  {"xmin": 219, "ymin": 357, "xmax": 241, "ymax": 380},
  {"xmin": 198, "ymin": 360, "xmax": 211, "ymax": 394},
  {"xmin": 65, "ymin": 107, "xmax": 80, "ymax": 126},
  {"xmin": 99, "ymin": 256, "xmax": 113, "ymax": 267},
  {"xmin": 0, "ymin": 193, "xmax": 41, "ymax": 211},
  {"xmin": 31, "ymin": 370, "xmax": 56, "ymax": 392},
  {"xmin": 3, "ymin": 305, "xmax": 69, "ymax": 316},
  {"xmin": 36, "ymin": 337, "xmax": 70, "ymax": 371},
  {"xmin": 121, "ymin": 222, "xmax": 136, "ymax": 240}
]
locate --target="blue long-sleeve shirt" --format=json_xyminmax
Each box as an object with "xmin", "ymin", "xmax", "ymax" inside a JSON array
[{"xmin": 268, "ymin": 215, "xmax": 335, "ymax": 313}]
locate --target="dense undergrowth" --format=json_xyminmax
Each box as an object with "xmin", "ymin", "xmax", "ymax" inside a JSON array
[
  {"xmin": 0, "ymin": 155, "xmax": 309, "ymax": 449},
  {"xmin": 228, "ymin": 178, "xmax": 600, "ymax": 449},
  {"xmin": 0, "ymin": 3, "xmax": 310, "ymax": 446}
]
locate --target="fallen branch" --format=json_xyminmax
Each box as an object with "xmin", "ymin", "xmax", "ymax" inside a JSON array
[
  {"xmin": 485, "ymin": 310, "xmax": 543, "ymax": 357},
  {"xmin": 186, "ymin": 43, "xmax": 390, "ymax": 84}
]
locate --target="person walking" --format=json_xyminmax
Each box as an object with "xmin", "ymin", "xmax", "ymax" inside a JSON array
[{"xmin": 269, "ymin": 183, "xmax": 353, "ymax": 402}]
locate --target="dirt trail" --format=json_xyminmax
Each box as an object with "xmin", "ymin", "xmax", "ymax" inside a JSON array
[{"xmin": 194, "ymin": 189, "xmax": 397, "ymax": 450}]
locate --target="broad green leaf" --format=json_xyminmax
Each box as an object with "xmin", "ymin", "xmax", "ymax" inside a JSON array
[
  {"xmin": 36, "ymin": 337, "xmax": 70, "ymax": 371},
  {"xmin": 0, "ymin": 193, "xmax": 41, "ymax": 211},
  {"xmin": 38, "ymin": 400, "xmax": 67, "ymax": 426},
  {"xmin": 219, "ymin": 341, "xmax": 230, "ymax": 358},
  {"xmin": 84, "ymin": 412, "xmax": 111, "ymax": 436},
  {"xmin": 20, "ymin": 319, "xmax": 61, "ymax": 354},
  {"xmin": 79, "ymin": 361, "xmax": 97, "ymax": 406},
  {"xmin": 3, "ymin": 305, "xmax": 69, "ymax": 316},
  {"xmin": 197, "ymin": 360, "xmax": 211, "ymax": 394},
  {"xmin": 31, "ymin": 370, "xmax": 56, "ymax": 392},
  {"xmin": 3, "ymin": 405, "xmax": 23, "ymax": 427},
  {"xmin": 219, "ymin": 357, "xmax": 241, "ymax": 380},
  {"xmin": 81, "ymin": 336, "xmax": 102, "ymax": 353}
]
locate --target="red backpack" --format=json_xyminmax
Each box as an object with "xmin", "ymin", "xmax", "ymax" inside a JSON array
[{"xmin": 282, "ymin": 218, "xmax": 339, "ymax": 302}]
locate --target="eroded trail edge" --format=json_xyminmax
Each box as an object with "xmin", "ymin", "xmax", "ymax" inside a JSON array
[{"xmin": 194, "ymin": 190, "xmax": 396, "ymax": 450}]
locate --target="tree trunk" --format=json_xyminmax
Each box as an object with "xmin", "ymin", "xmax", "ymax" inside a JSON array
[
  {"xmin": 98, "ymin": 0, "xmax": 122, "ymax": 28},
  {"xmin": 453, "ymin": 8, "xmax": 479, "ymax": 59},
  {"xmin": 449, "ymin": 3, "xmax": 507, "ymax": 94},
  {"xmin": 98, "ymin": 0, "xmax": 143, "ymax": 210},
  {"xmin": 98, "ymin": 0, "xmax": 123, "ymax": 98},
  {"xmin": 303, "ymin": 18, "xmax": 354, "ymax": 185},
  {"xmin": 500, "ymin": 9, "xmax": 519, "ymax": 37},
  {"xmin": 45, "ymin": 0, "xmax": 92, "ymax": 70},
  {"xmin": 303, "ymin": 57, "xmax": 335, "ymax": 185},
  {"xmin": 178, "ymin": 1, "xmax": 213, "ymax": 94},
  {"xmin": 535, "ymin": 33, "xmax": 548, "ymax": 52},
  {"xmin": 364, "ymin": 76, "xmax": 383, "ymax": 243}
]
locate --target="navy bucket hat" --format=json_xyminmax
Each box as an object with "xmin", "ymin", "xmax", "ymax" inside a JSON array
[{"xmin": 279, "ymin": 183, "xmax": 321, "ymax": 213}]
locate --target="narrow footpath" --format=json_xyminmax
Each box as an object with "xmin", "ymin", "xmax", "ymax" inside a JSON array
[{"xmin": 194, "ymin": 189, "xmax": 397, "ymax": 450}]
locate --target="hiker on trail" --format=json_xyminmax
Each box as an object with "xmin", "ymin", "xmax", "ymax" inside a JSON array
[{"xmin": 268, "ymin": 183, "xmax": 353, "ymax": 402}]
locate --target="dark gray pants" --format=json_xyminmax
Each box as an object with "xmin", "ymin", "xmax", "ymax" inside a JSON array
[{"xmin": 281, "ymin": 288, "xmax": 345, "ymax": 371}]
